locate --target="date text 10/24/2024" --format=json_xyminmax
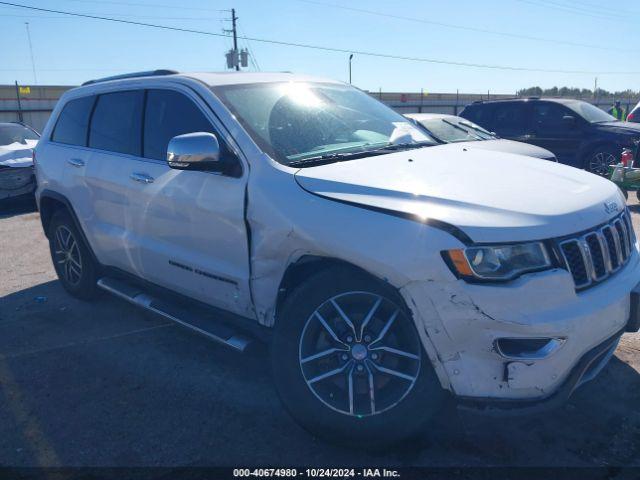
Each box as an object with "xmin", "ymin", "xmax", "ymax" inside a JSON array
[{"xmin": 233, "ymin": 469, "xmax": 400, "ymax": 478}]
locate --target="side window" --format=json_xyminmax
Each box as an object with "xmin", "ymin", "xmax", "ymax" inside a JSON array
[
  {"xmin": 143, "ymin": 89, "xmax": 223, "ymax": 161},
  {"xmin": 461, "ymin": 105, "xmax": 493, "ymax": 130},
  {"xmin": 492, "ymin": 103, "xmax": 527, "ymax": 136},
  {"xmin": 51, "ymin": 96, "xmax": 96, "ymax": 146},
  {"xmin": 89, "ymin": 91, "xmax": 144, "ymax": 156},
  {"xmin": 532, "ymin": 103, "xmax": 574, "ymax": 134}
]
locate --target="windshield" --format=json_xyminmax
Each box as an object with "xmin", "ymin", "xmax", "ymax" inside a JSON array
[
  {"xmin": 212, "ymin": 82, "xmax": 436, "ymax": 165},
  {"xmin": 566, "ymin": 101, "xmax": 616, "ymax": 123},
  {"xmin": 0, "ymin": 124, "xmax": 39, "ymax": 146},
  {"xmin": 413, "ymin": 116, "xmax": 496, "ymax": 143}
]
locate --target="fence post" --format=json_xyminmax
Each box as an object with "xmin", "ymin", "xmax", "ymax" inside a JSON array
[{"xmin": 14, "ymin": 80, "xmax": 24, "ymax": 123}]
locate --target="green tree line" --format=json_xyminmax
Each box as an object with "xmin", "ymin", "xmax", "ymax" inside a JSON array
[{"xmin": 517, "ymin": 86, "xmax": 639, "ymax": 100}]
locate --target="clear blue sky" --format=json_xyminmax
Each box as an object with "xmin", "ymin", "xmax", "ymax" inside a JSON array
[{"xmin": 1, "ymin": 0, "xmax": 639, "ymax": 93}]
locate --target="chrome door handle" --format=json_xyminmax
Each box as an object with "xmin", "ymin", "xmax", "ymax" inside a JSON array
[
  {"xmin": 67, "ymin": 158, "xmax": 85, "ymax": 167},
  {"xmin": 130, "ymin": 172, "xmax": 154, "ymax": 184}
]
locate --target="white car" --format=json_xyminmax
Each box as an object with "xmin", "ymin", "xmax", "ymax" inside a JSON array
[
  {"xmin": 0, "ymin": 122, "xmax": 39, "ymax": 201},
  {"xmin": 405, "ymin": 113, "xmax": 557, "ymax": 161},
  {"xmin": 35, "ymin": 71, "xmax": 640, "ymax": 446}
]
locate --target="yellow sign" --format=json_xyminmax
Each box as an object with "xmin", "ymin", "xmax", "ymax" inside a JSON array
[{"xmin": 19, "ymin": 86, "xmax": 31, "ymax": 95}]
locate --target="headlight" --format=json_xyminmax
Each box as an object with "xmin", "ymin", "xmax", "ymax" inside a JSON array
[{"xmin": 444, "ymin": 242, "xmax": 551, "ymax": 281}]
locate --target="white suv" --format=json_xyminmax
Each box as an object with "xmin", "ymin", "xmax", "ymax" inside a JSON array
[{"xmin": 35, "ymin": 70, "xmax": 640, "ymax": 446}]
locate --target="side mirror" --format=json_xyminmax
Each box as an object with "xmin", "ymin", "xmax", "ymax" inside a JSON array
[
  {"xmin": 562, "ymin": 115, "xmax": 576, "ymax": 127},
  {"xmin": 167, "ymin": 132, "xmax": 223, "ymax": 172}
]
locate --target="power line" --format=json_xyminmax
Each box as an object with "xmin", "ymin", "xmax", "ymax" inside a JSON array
[
  {"xmin": 513, "ymin": 0, "xmax": 630, "ymax": 21},
  {"xmin": 0, "ymin": 13, "xmax": 224, "ymax": 20},
  {"xmin": 296, "ymin": 0, "xmax": 637, "ymax": 53},
  {"xmin": 1, "ymin": 1, "xmax": 639, "ymax": 75},
  {"xmin": 41, "ymin": 0, "xmax": 230, "ymax": 13}
]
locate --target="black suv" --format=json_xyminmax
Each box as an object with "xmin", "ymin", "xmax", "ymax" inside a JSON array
[{"xmin": 460, "ymin": 98, "xmax": 640, "ymax": 175}]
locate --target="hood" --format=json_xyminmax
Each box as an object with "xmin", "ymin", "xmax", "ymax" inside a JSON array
[
  {"xmin": 594, "ymin": 121, "xmax": 640, "ymax": 135},
  {"xmin": 453, "ymin": 139, "xmax": 556, "ymax": 161},
  {"xmin": 294, "ymin": 143, "xmax": 624, "ymax": 243},
  {"xmin": 0, "ymin": 140, "xmax": 37, "ymax": 168}
]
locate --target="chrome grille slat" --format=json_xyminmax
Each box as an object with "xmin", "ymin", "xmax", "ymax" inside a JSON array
[
  {"xmin": 616, "ymin": 219, "xmax": 630, "ymax": 260},
  {"xmin": 558, "ymin": 211, "xmax": 633, "ymax": 290}
]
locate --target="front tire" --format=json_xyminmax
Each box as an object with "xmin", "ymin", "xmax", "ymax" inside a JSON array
[
  {"xmin": 586, "ymin": 146, "xmax": 619, "ymax": 176},
  {"xmin": 48, "ymin": 210, "xmax": 100, "ymax": 300},
  {"xmin": 271, "ymin": 267, "xmax": 445, "ymax": 447}
]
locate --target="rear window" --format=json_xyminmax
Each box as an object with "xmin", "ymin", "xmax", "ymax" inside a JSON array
[
  {"xmin": 493, "ymin": 103, "xmax": 527, "ymax": 135},
  {"xmin": 89, "ymin": 91, "xmax": 144, "ymax": 156},
  {"xmin": 51, "ymin": 96, "xmax": 95, "ymax": 146},
  {"xmin": 460, "ymin": 104, "xmax": 493, "ymax": 130}
]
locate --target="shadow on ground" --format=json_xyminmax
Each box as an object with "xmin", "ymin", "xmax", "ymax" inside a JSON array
[
  {"xmin": 1, "ymin": 281, "xmax": 639, "ymax": 467},
  {"xmin": 0, "ymin": 195, "xmax": 37, "ymax": 219}
]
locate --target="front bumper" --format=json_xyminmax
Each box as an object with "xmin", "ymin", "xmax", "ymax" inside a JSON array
[
  {"xmin": 0, "ymin": 166, "xmax": 36, "ymax": 200},
  {"xmin": 457, "ymin": 325, "xmax": 624, "ymax": 414},
  {"xmin": 401, "ymin": 246, "xmax": 640, "ymax": 403}
]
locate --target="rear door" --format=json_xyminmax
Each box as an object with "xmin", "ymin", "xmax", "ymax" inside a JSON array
[
  {"xmin": 125, "ymin": 87, "xmax": 252, "ymax": 317},
  {"xmin": 42, "ymin": 95, "xmax": 96, "ymax": 233},
  {"xmin": 528, "ymin": 102, "xmax": 585, "ymax": 166},
  {"xmin": 82, "ymin": 89, "xmax": 145, "ymax": 273}
]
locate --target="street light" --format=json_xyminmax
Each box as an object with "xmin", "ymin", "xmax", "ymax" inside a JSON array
[{"xmin": 349, "ymin": 54, "xmax": 354, "ymax": 84}]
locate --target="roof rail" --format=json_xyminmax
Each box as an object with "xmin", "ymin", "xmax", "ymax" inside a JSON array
[{"xmin": 82, "ymin": 69, "xmax": 179, "ymax": 86}]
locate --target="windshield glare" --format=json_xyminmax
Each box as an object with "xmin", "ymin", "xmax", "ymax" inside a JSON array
[
  {"xmin": 415, "ymin": 116, "xmax": 496, "ymax": 143},
  {"xmin": 566, "ymin": 101, "xmax": 616, "ymax": 123},
  {"xmin": 213, "ymin": 82, "xmax": 436, "ymax": 165},
  {"xmin": 0, "ymin": 124, "xmax": 39, "ymax": 147}
]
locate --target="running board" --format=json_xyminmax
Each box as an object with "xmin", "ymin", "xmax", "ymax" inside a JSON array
[{"xmin": 97, "ymin": 277, "xmax": 252, "ymax": 352}]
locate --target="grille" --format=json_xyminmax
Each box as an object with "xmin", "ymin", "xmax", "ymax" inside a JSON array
[{"xmin": 558, "ymin": 211, "xmax": 635, "ymax": 290}]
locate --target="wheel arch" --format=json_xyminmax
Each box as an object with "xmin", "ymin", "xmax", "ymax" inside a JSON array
[
  {"xmin": 580, "ymin": 140, "xmax": 620, "ymax": 169},
  {"xmin": 38, "ymin": 189, "xmax": 100, "ymax": 265},
  {"xmin": 274, "ymin": 255, "xmax": 407, "ymax": 326}
]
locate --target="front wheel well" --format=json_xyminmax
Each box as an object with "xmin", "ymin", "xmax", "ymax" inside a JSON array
[
  {"xmin": 274, "ymin": 256, "xmax": 404, "ymax": 325},
  {"xmin": 581, "ymin": 142, "xmax": 620, "ymax": 168}
]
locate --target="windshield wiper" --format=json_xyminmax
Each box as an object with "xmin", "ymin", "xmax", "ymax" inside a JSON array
[
  {"xmin": 288, "ymin": 141, "xmax": 433, "ymax": 167},
  {"xmin": 288, "ymin": 150, "xmax": 387, "ymax": 167},
  {"xmin": 377, "ymin": 140, "xmax": 434, "ymax": 151},
  {"xmin": 458, "ymin": 121, "xmax": 494, "ymax": 137}
]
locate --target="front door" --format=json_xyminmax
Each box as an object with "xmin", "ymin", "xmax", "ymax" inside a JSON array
[
  {"xmin": 126, "ymin": 88, "xmax": 252, "ymax": 317},
  {"xmin": 528, "ymin": 102, "xmax": 585, "ymax": 167}
]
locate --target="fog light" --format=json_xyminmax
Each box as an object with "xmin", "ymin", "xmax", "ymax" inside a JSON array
[{"xmin": 495, "ymin": 337, "xmax": 565, "ymax": 360}]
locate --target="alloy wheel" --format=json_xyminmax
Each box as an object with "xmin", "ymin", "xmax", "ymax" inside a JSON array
[
  {"xmin": 589, "ymin": 151, "xmax": 617, "ymax": 176},
  {"xmin": 299, "ymin": 292, "xmax": 421, "ymax": 417},
  {"xmin": 53, "ymin": 225, "xmax": 83, "ymax": 286}
]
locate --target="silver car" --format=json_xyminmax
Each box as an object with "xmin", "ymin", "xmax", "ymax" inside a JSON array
[
  {"xmin": 405, "ymin": 113, "xmax": 557, "ymax": 161},
  {"xmin": 0, "ymin": 122, "xmax": 39, "ymax": 201}
]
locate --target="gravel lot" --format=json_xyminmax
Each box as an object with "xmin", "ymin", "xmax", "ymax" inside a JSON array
[{"xmin": 1, "ymin": 195, "xmax": 639, "ymax": 468}]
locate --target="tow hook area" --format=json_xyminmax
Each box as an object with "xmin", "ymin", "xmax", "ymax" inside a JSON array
[
  {"xmin": 494, "ymin": 337, "xmax": 565, "ymax": 360},
  {"xmin": 505, "ymin": 361, "xmax": 538, "ymax": 389},
  {"xmin": 496, "ymin": 338, "xmax": 565, "ymax": 389}
]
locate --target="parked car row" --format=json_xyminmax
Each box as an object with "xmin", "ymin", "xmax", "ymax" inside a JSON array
[
  {"xmin": 33, "ymin": 70, "xmax": 640, "ymax": 447},
  {"xmin": 405, "ymin": 113, "xmax": 557, "ymax": 161},
  {"xmin": 459, "ymin": 97, "xmax": 640, "ymax": 175},
  {"xmin": 0, "ymin": 122, "xmax": 39, "ymax": 201}
]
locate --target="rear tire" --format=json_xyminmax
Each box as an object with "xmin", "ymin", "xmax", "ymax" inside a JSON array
[
  {"xmin": 48, "ymin": 210, "xmax": 100, "ymax": 300},
  {"xmin": 271, "ymin": 266, "xmax": 445, "ymax": 447}
]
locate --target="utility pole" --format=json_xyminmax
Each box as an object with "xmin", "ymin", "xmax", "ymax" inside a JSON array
[
  {"xmin": 231, "ymin": 9, "xmax": 239, "ymax": 71},
  {"xmin": 25, "ymin": 22, "xmax": 37, "ymax": 84},
  {"xmin": 348, "ymin": 54, "xmax": 354, "ymax": 84}
]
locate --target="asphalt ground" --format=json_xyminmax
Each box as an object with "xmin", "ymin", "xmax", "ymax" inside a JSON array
[{"xmin": 0, "ymin": 194, "xmax": 639, "ymax": 469}]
